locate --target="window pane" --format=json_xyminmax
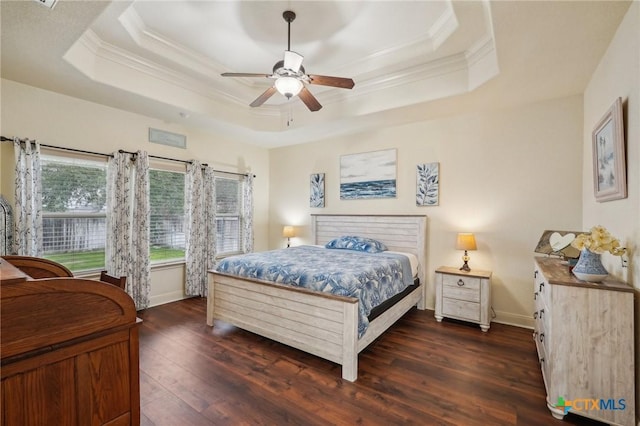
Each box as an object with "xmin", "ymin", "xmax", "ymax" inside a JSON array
[
  {"xmin": 215, "ymin": 176, "xmax": 243, "ymax": 254},
  {"xmin": 41, "ymin": 155, "xmax": 107, "ymax": 271},
  {"xmin": 149, "ymin": 169, "xmax": 185, "ymax": 263}
]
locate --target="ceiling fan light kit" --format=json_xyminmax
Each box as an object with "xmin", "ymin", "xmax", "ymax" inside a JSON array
[
  {"xmin": 221, "ymin": 10, "xmax": 355, "ymax": 112},
  {"xmin": 275, "ymin": 76, "xmax": 303, "ymax": 99}
]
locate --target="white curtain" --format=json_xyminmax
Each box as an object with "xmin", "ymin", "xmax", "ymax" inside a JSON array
[
  {"xmin": 242, "ymin": 173, "xmax": 254, "ymax": 253},
  {"xmin": 184, "ymin": 162, "xmax": 216, "ymax": 297},
  {"xmin": 13, "ymin": 139, "xmax": 42, "ymax": 256},
  {"xmin": 106, "ymin": 150, "xmax": 151, "ymax": 309}
]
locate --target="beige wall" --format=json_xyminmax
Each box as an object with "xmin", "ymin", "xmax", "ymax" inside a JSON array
[
  {"xmin": 269, "ymin": 95, "xmax": 584, "ymax": 327},
  {"xmin": 0, "ymin": 79, "xmax": 270, "ymax": 307},
  {"xmin": 582, "ymin": 2, "xmax": 639, "ymax": 421}
]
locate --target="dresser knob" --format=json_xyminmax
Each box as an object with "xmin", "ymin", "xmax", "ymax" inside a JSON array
[
  {"xmin": 457, "ymin": 279, "xmax": 464, "ymax": 287},
  {"xmin": 539, "ymin": 333, "xmax": 545, "ymax": 343},
  {"xmin": 539, "ymin": 309, "xmax": 544, "ymax": 319},
  {"xmin": 534, "ymin": 311, "xmax": 538, "ymax": 319},
  {"xmin": 539, "ymin": 282, "xmax": 545, "ymax": 292}
]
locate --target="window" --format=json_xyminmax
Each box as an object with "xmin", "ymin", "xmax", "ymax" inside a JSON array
[
  {"xmin": 215, "ymin": 176, "xmax": 244, "ymax": 255},
  {"xmin": 149, "ymin": 169, "xmax": 185, "ymax": 263},
  {"xmin": 41, "ymin": 155, "xmax": 107, "ymax": 272}
]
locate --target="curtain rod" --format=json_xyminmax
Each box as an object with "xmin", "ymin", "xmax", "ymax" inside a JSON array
[
  {"xmin": 1, "ymin": 135, "xmax": 113, "ymax": 158},
  {"xmin": 1, "ymin": 136, "xmax": 255, "ymax": 178}
]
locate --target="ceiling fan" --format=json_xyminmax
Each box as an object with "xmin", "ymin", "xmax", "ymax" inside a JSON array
[{"xmin": 221, "ymin": 10, "xmax": 355, "ymax": 112}]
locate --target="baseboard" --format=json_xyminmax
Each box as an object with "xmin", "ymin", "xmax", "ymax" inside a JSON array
[
  {"xmin": 149, "ymin": 291, "xmax": 187, "ymax": 308},
  {"xmin": 492, "ymin": 309, "xmax": 534, "ymax": 329}
]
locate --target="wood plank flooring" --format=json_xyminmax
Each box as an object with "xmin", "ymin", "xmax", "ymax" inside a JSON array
[{"xmin": 137, "ymin": 298, "xmax": 604, "ymax": 425}]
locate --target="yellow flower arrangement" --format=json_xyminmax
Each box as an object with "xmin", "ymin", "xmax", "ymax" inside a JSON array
[{"xmin": 571, "ymin": 225, "xmax": 626, "ymax": 256}]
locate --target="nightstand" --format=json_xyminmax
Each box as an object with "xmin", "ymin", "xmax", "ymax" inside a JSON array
[{"xmin": 435, "ymin": 266, "xmax": 492, "ymax": 332}]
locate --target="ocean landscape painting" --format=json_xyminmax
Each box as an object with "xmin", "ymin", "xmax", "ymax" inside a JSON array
[{"xmin": 340, "ymin": 149, "xmax": 397, "ymax": 199}]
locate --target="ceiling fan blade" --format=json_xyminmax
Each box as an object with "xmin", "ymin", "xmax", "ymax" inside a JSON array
[
  {"xmin": 298, "ymin": 86, "xmax": 322, "ymax": 112},
  {"xmin": 283, "ymin": 50, "xmax": 304, "ymax": 73},
  {"xmin": 222, "ymin": 72, "xmax": 271, "ymax": 78},
  {"xmin": 308, "ymin": 74, "xmax": 355, "ymax": 89},
  {"xmin": 250, "ymin": 86, "xmax": 278, "ymax": 107}
]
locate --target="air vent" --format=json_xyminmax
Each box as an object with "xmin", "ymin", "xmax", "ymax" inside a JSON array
[{"xmin": 33, "ymin": 0, "xmax": 57, "ymax": 9}]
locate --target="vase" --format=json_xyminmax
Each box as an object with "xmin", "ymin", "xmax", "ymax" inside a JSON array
[{"xmin": 572, "ymin": 248, "xmax": 608, "ymax": 282}]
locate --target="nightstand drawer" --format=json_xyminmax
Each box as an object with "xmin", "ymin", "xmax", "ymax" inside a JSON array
[
  {"xmin": 442, "ymin": 274, "xmax": 481, "ymax": 291},
  {"xmin": 442, "ymin": 298, "xmax": 480, "ymax": 322},
  {"xmin": 442, "ymin": 285, "xmax": 480, "ymax": 302}
]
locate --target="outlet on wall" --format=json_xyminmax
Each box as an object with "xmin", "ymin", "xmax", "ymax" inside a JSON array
[{"xmin": 621, "ymin": 254, "xmax": 629, "ymax": 268}]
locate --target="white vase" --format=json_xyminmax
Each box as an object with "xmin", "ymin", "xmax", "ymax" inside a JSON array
[{"xmin": 572, "ymin": 248, "xmax": 608, "ymax": 282}]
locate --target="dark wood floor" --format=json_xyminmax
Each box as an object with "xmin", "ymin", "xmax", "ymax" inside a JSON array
[{"xmin": 137, "ymin": 298, "xmax": 602, "ymax": 425}]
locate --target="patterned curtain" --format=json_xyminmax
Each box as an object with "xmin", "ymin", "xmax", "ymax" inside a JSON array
[
  {"xmin": 242, "ymin": 173, "xmax": 254, "ymax": 253},
  {"xmin": 106, "ymin": 151, "xmax": 151, "ymax": 309},
  {"xmin": 13, "ymin": 139, "xmax": 42, "ymax": 256},
  {"xmin": 184, "ymin": 162, "xmax": 216, "ymax": 297},
  {"xmin": 204, "ymin": 167, "xmax": 216, "ymax": 277},
  {"xmin": 131, "ymin": 151, "xmax": 151, "ymax": 308}
]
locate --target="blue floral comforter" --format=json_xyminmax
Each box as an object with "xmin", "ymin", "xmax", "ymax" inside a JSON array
[{"xmin": 215, "ymin": 245, "xmax": 414, "ymax": 337}]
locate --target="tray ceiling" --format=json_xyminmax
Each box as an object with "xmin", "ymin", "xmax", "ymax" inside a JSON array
[{"xmin": 0, "ymin": 1, "xmax": 631, "ymax": 148}]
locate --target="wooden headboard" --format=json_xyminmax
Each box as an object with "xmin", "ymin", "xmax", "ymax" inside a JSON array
[{"xmin": 311, "ymin": 214, "xmax": 428, "ymax": 286}]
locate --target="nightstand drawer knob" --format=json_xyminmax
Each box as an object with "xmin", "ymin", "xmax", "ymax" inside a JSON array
[{"xmin": 457, "ymin": 279, "xmax": 465, "ymax": 287}]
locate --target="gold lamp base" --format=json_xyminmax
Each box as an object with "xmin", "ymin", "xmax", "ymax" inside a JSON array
[{"xmin": 460, "ymin": 250, "xmax": 471, "ymax": 272}]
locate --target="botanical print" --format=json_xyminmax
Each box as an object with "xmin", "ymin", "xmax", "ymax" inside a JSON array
[
  {"xmin": 340, "ymin": 149, "xmax": 397, "ymax": 199},
  {"xmin": 416, "ymin": 162, "xmax": 439, "ymax": 206},
  {"xmin": 592, "ymin": 97, "xmax": 626, "ymax": 202},
  {"xmin": 310, "ymin": 173, "xmax": 325, "ymax": 207},
  {"xmin": 594, "ymin": 119, "xmax": 615, "ymax": 192}
]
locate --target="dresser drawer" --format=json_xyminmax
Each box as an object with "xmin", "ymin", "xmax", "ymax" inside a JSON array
[{"xmin": 442, "ymin": 298, "xmax": 480, "ymax": 322}]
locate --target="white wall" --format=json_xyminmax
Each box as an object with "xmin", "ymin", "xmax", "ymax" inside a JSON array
[
  {"xmin": 582, "ymin": 2, "xmax": 639, "ymax": 422},
  {"xmin": 269, "ymin": 95, "xmax": 584, "ymax": 327},
  {"xmin": 0, "ymin": 79, "xmax": 270, "ymax": 307}
]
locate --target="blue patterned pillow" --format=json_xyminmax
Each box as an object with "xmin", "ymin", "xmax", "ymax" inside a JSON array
[{"xmin": 325, "ymin": 236, "xmax": 388, "ymax": 253}]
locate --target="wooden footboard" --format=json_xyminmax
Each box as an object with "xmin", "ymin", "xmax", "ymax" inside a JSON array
[
  {"xmin": 207, "ymin": 272, "xmax": 360, "ymax": 381},
  {"xmin": 207, "ymin": 271, "xmax": 423, "ymax": 381}
]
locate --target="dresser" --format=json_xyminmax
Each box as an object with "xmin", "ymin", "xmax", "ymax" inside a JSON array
[
  {"xmin": 533, "ymin": 257, "xmax": 634, "ymax": 426},
  {"xmin": 0, "ymin": 259, "xmax": 141, "ymax": 426},
  {"xmin": 435, "ymin": 266, "xmax": 492, "ymax": 332}
]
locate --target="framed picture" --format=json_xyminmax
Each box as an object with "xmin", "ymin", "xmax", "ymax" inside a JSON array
[
  {"xmin": 416, "ymin": 162, "xmax": 439, "ymax": 206},
  {"xmin": 340, "ymin": 149, "xmax": 397, "ymax": 199},
  {"xmin": 310, "ymin": 173, "xmax": 325, "ymax": 207},
  {"xmin": 592, "ymin": 97, "xmax": 626, "ymax": 202}
]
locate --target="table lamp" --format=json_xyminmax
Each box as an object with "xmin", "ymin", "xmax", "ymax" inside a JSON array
[
  {"xmin": 456, "ymin": 233, "xmax": 477, "ymax": 272},
  {"xmin": 283, "ymin": 226, "xmax": 295, "ymax": 248}
]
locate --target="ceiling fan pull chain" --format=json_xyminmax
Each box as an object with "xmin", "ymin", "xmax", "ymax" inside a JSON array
[{"xmin": 287, "ymin": 104, "xmax": 294, "ymax": 127}]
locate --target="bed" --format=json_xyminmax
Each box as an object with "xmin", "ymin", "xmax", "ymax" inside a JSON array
[{"xmin": 206, "ymin": 214, "xmax": 427, "ymax": 381}]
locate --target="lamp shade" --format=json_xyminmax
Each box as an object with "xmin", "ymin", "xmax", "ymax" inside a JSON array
[
  {"xmin": 275, "ymin": 77, "xmax": 303, "ymax": 99},
  {"xmin": 456, "ymin": 233, "xmax": 477, "ymax": 251},
  {"xmin": 282, "ymin": 225, "xmax": 295, "ymax": 238}
]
